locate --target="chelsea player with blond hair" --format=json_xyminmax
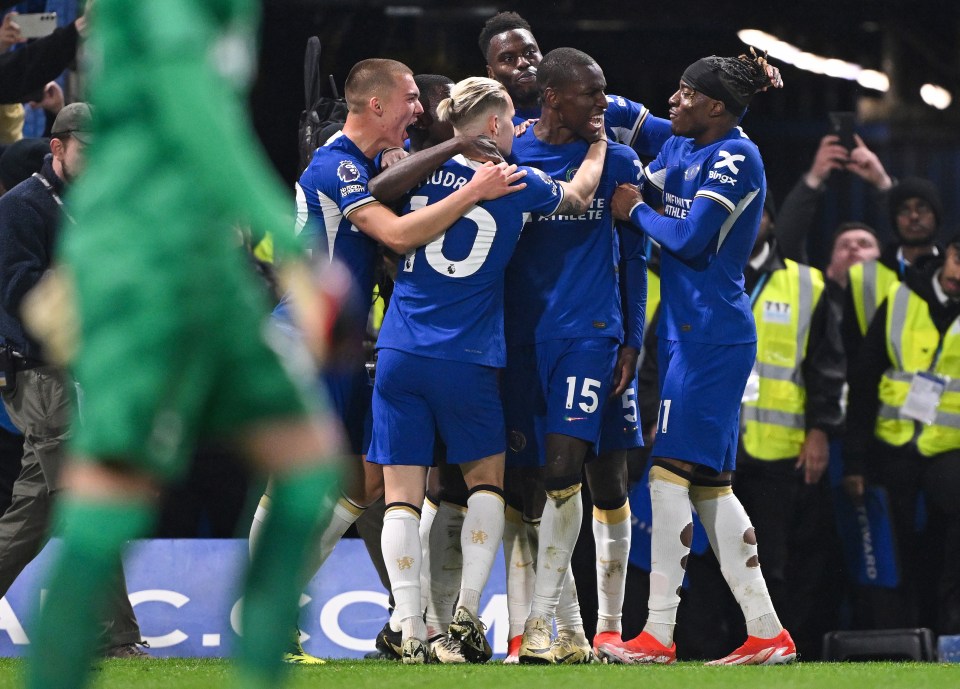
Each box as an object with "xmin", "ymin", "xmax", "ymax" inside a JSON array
[{"xmin": 368, "ymin": 75, "xmax": 607, "ymax": 664}]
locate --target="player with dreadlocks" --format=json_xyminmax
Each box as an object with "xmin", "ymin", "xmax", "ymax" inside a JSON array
[{"xmin": 598, "ymin": 51, "xmax": 794, "ymax": 666}]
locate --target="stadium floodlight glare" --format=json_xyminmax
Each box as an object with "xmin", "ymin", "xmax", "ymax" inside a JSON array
[
  {"xmin": 857, "ymin": 70, "xmax": 890, "ymax": 92},
  {"xmin": 736, "ymin": 29, "xmax": 779, "ymax": 53},
  {"xmin": 920, "ymin": 83, "xmax": 952, "ymax": 110},
  {"xmin": 737, "ymin": 28, "xmax": 893, "ymax": 96},
  {"xmin": 794, "ymin": 52, "xmax": 827, "ymax": 74},
  {"xmin": 822, "ymin": 59, "xmax": 861, "ymax": 80}
]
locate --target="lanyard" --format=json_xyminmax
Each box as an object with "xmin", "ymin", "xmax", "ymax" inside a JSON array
[
  {"xmin": 928, "ymin": 331, "xmax": 948, "ymax": 373},
  {"xmin": 31, "ymin": 172, "xmax": 75, "ymax": 225},
  {"xmin": 749, "ymin": 272, "xmax": 770, "ymax": 306}
]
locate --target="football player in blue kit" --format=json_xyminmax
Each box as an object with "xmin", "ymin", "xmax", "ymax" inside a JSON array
[
  {"xmin": 249, "ymin": 58, "xmax": 524, "ymax": 654},
  {"xmin": 599, "ymin": 51, "xmax": 795, "ymax": 666},
  {"xmin": 367, "ymin": 76, "xmax": 608, "ymax": 664},
  {"xmin": 496, "ymin": 47, "xmax": 646, "ymax": 665},
  {"xmin": 479, "ymin": 12, "xmax": 667, "ymax": 662}
]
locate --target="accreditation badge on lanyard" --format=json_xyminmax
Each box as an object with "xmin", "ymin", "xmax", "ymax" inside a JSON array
[
  {"xmin": 901, "ymin": 372, "xmax": 947, "ymax": 425},
  {"xmin": 742, "ymin": 272, "xmax": 770, "ymax": 405},
  {"xmin": 742, "ymin": 366, "xmax": 760, "ymax": 403}
]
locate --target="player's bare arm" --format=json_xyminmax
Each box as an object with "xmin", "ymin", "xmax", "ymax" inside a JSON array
[
  {"xmin": 350, "ymin": 162, "xmax": 526, "ymax": 254},
  {"xmin": 554, "ymin": 136, "xmax": 607, "ymax": 216},
  {"xmin": 368, "ymin": 134, "xmax": 503, "ymax": 203},
  {"xmin": 610, "ymin": 345, "xmax": 639, "ymax": 397}
]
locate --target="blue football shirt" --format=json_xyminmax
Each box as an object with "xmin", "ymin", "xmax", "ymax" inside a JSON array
[
  {"xmin": 296, "ymin": 132, "xmax": 381, "ymax": 300},
  {"xmin": 505, "ymin": 128, "xmax": 643, "ymax": 345},
  {"xmin": 376, "ymin": 155, "xmax": 563, "ymax": 367},
  {"xmin": 632, "ymin": 127, "xmax": 765, "ymax": 345}
]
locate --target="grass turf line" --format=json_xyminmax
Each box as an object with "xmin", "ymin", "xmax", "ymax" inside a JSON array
[{"xmin": 0, "ymin": 659, "xmax": 956, "ymax": 689}]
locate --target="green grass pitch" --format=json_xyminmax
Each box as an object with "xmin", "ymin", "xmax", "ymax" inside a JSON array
[{"xmin": 0, "ymin": 659, "xmax": 957, "ymax": 689}]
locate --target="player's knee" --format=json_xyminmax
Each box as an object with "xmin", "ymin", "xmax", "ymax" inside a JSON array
[
  {"xmin": 686, "ymin": 465, "xmax": 733, "ymax": 504},
  {"xmin": 649, "ymin": 461, "xmax": 692, "ymax": 489},
  {"xmin": 680, "ymin": 521, "xmax": 694, "ymax": 548},
  {"xmin": 587, "ymin": 461, "xmax": 628, "ymax": 505},
  {"xmin": 467, "ymin": 483, "xmax": 505, "ymax": 503},
  {"xmin": 544, "ymin": 475, "xmax": 582, "ymax": 505},
  {"xmin": 438, "ymin": 483, "xmax": 469, "ymax": 508},
  {"xmin": 688, "ymin": 484, "xmax": 733, "ymax": 502}
]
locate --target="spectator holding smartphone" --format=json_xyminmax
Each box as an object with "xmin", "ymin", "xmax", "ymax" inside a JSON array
[
  {"xmin": 0, "ymin": 6, "xmax": 87, "ymax": 103},
  {"xmin": 775, "ymin": 132, "xmax": 893, "ymax": 266}
]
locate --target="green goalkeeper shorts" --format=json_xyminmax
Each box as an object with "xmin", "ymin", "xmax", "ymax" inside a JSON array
[{"xmin": 67, "ymin": 247, "xmax": 316, "ymax": 481}]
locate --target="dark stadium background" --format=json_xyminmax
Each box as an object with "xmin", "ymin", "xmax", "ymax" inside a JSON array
[{"xmin": 252, "ymin": 0, "xmax": 960, "ymax": 268}]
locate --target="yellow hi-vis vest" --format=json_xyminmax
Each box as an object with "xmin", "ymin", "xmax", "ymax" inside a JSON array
[
  {"xmin": 875, "ymin": 282, "xmax": 960, "ymax": 456},
  {"xmin": 848, "ymin": 259, "xmax": 899, "ymax": 336},
  {"xmin": 741, "ymin": 260, "xmax": 825, "ymax": 460},
  {"xmin": 646, "ymin": 268, "xmax": 661, "ymax": 323}
]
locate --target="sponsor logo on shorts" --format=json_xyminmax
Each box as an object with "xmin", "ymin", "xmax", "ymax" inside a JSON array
[
  {"xmin": 508, "ymin": 430, "xmax": 526, "ymax": 453},
  {"xmin": 593, "ymin": 321, "xmax": 606, "ymax": 329}
]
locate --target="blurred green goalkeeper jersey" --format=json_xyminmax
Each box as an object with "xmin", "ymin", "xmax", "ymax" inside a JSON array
[
  {"xmin": 59, "ymin": 0, "xmax": 314, "ymax": 474},
  {"xmin": 64, "ymin": 0, "xmax": 301, "ymax": 262}
]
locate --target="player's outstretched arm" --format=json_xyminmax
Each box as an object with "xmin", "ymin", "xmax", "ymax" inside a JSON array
[
  {"xmin": 612, "ymin": 183, "xmax": 732, "ymax": 260},
  {"xmin": 554, "ymin": 138, "xmax": 607, "ymax": 216},
  {"xmin": 368, "ymin": 135, "xmax": 504, "ymax": 203},
  {"xmin": 350, "ymin": 162, "xmax": 527, "ymax": 254}
]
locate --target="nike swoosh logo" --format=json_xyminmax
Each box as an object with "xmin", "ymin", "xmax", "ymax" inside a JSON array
[{"xmin": 554, "ymin": 652, "xmax": 577, "ymax": 663}]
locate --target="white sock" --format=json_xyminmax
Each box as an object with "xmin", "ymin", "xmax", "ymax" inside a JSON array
[
  {"xmin": 419, "ymin": 497, "xmax": 439, "ymax": 616},
  {"xmin": 524, "ymin": 517, "xmax": 540, "ymax": 569},
  {"xmin": 424, "ymin": 501, "xmax": 465, "ymax": 637},
  {"xmin": 248, "ymin": 492, "xmax": 272, "ymax": 556},
  {"xmin": 382, "ymin": 505, "xmax": 426, "ymax": 641},
  {"xmin": 249, "ymin": 489, "xmax": 345, "ymax": 589},
  {"xmin": 644, "ymin": 475, "xmax": 692, "ymax": 647},
  {"xmin": 593, "ymin": 502, "xmax": 631, "ymax": 635},
  {"xmin": 502, "ymin": 507, "xmax": 535, "ymax": 639},
  {"xmin": 692, "ymin": 489, "xmax": 782, "ymax": 639},
  {"xmin": 457, "ymin": 489, "xmax": 505, "ymax": 615},
  {"xmin": 555, "ymin": 568, "xmax": 583, "ymax": 634},
  {"xmin": 529, "ymin": 484, "xmax": 583, "ymax": 622},
  {"xmin": 305, "ymin": 495, "xmax": 365, "ymax": 580}
]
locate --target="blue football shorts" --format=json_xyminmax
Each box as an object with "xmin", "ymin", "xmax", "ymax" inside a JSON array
[
  {"xmin": 323, "ymin": 364, "xmax": 373, "ymax": 456},
  {"xmin": 367, "ymin": 348, "xmax": 505, "ymax": 467},
  {"xmin": 503, "ymin": 337, "xmax": 618, "ymax": 468},
  {"xmin": 651, "ymin": 339, "xmax": 756, "ymax": 473},
  {"xmin": 597, "ymin": 369, "xmax": 643, "ymax": 454}
]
